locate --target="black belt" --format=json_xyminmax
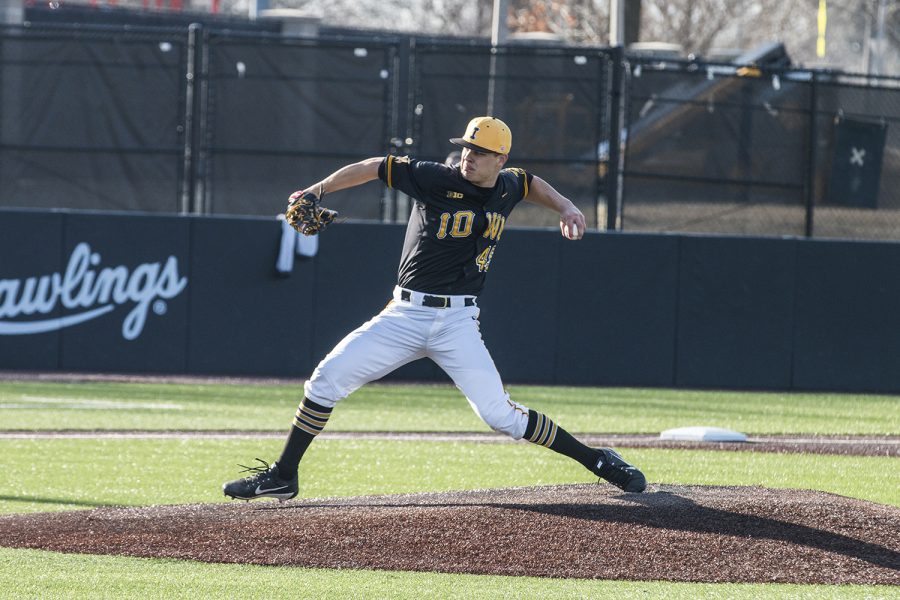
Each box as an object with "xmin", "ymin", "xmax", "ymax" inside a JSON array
[{"xmin": 400, "ymin": 290, "xmax": 475, "ymax": 308}]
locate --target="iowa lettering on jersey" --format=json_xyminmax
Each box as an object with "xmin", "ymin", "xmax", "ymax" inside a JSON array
[{"xmin": 483, "ymin": 212, "xmax": 506, "ymax": 241}]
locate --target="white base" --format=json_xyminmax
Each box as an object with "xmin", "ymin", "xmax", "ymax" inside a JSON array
[{"xmin": 659, "ymin": 426, "xmax": 748, "ymax": 442}]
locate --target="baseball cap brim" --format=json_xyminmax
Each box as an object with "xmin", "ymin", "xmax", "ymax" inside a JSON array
[{"xmin": 449, "ymin": 138, "xmax": 505, "ymax": 155}]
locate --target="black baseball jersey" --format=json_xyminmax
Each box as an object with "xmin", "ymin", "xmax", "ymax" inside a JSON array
[{"xmin": 378, "ymin": 155, "xmax": 533, "ymax": 296}]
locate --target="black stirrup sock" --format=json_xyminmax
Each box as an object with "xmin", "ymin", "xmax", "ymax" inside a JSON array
[
  {"xmin": 276, "ymin": 397, "xmax": 333, "ymax": 478},
  {"xmin": 524, "ymin": 409, "xmax": 599, "ymax": 471}
]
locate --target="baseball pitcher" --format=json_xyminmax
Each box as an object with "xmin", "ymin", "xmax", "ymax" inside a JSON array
[{"xmin": 223, "ymin": 116, "xmax": 646, "ymax": 501}]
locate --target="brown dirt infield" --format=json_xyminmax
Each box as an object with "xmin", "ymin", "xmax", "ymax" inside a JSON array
[{"xmin": 1, "ymin": 483, "xmax": 898, "ymax": 584}]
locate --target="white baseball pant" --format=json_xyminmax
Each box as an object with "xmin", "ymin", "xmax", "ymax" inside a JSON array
[{"xmin": 304, "ymin": 286, "xmax": 530, "ymax": 439}]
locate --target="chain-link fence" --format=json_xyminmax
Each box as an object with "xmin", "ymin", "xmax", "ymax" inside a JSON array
[
  {"xmin": 407, "ymin": 41, "xmax": 614, "ymax": 229},
  {"xmin": 200, "ymin": 31, "xmax": 398, "ymax": 219},
  {"xmin": 0, "ymin": 24, "xmax": 189, "ymax": 213},
  {"xmin": 2, "ymin": 22, "xmax": 899, "ymax": 241},
  {"xmin": 0, "ymin": 24, "xmax": 617, "ymax": 224},
  {"xmin": 621, "ymin": 59, "xmax": 900, "ymax": 241}
]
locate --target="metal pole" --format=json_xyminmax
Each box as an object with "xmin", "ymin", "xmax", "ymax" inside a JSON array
[
  {"xmin": 195, "ymin": 25, "xmax": 211, "ymax": 214},
  {"xmin": 609, "ymin": 0, "xmax": 625, "ymax": 46},
  {"xmin": 180, "ymin": 23, "xmax": 201, "ymax": 215},
  {"xmin": 873, "ymin": 0, "xmax": 887, "ymax": 76},
  {"xmin": 804, "ymin": 72, "xmax": 817, "ymax": 238},
  {"xmin": 488, "ymin": 0, "xmax": 508, "ymax": 115},
  {"xmin": 862, "ymin": 8, "xmax": 872, "ymax": 74},
  {"xmin": 606, "ymin": 46, "xmax": 625, "ymax": 231},
  {"xmin": 491, "ymin": 0, "xmax": 509, "ymax": 45},
  {"xmin": 249, "ymin": 0, "xmax": 268, "ymax": 20}
]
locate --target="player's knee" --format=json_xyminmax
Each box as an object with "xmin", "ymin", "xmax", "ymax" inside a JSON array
[
  {"xmin": 487, "ymin": 419, "xmax": 520, "ymax": 438},
  {"xmin": 303, "ymin": 367, "xmax": 342, "ymax": 408},
  {"xmin": 477, "ymin": 402, "xmax": 528, "ymax": 439}
]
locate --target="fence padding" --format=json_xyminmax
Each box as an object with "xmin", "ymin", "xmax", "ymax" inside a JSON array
[
  {"xmin": 676, "ymin": 236, "xmax": 796, "ymax": 389},
  {"xmin": 3, "ymin": 209, "xmax": 900, "ymax": 393},
  {"xmin": 793, "ymin": 240, "xmax": 900, "ymax": 392}
]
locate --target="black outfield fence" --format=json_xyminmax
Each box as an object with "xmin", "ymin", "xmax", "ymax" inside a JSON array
[
  {"xmin": 1, "ymin": 23, "xmax": 899, "ymax": 240},
  {"xmin": 5, "ymin": 207, "xmax": 900, "ymax": 393}
]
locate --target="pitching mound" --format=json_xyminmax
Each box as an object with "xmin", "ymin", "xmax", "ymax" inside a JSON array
[{"xmin": 1, "ymin": 484, "xmax": 898, "ymax": 584}]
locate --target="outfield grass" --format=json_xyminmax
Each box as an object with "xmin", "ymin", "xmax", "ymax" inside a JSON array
[
  {"xmin": 0, "ymin": 438, "xmax": 897, "ymax": 514},
  {"xmin": 1, "ymin": 380, "xmax": 898, "ymax": 598},
  {"xmin": 1, "ymin": 380, "xmax": 898, "ymax": 434},
  {"xmin": 1, "ymin": 548, "xmax": 896, "ymax": 600}
]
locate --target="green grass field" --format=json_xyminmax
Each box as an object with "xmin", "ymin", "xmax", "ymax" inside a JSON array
[
  {"xmin": 1, "ymin": 380, "xmax": 898, "ymax": 599},
  {"xmin": 1, "ymin": 439, "xmax": 898, "ymax": 513},
  {"xmin": 2, "ymin": 381, "xmax": 898, "ymax": 434},
  {"xmin": 0, "ymin": 547, "xmax": 896, "ymax": 600}
]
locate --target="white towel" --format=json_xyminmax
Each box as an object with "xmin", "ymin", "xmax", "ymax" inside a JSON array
[
  {"xmin": 276, "ymin": 214, "xmax": 319, "ymax": 275},
  {"xmin": 276, "ymin": 214, "xmax": 297, "ymax": 274},
  {"xmin": 296, "ymin": 231, "xmax": 318, "ymax": 257}
]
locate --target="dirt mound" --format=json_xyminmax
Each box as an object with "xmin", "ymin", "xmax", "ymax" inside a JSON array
[{"xmin": 1, "ymin": 484, "xmax": 898, "ymax": 584}]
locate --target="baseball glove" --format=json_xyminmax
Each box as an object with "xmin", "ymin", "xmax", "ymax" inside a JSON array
[{"xmin": 284, "ymin": 188, "xmax": 338, "ymax": 236}]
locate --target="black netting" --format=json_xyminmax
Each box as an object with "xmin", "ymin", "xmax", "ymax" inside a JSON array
[
  {"xmin": 203, "ymin": 35, "xmax": 395, "ymax": 217},
  {"xmin": 622, "ymin": 176, "xmax": 806, "ymax": 236},
  {"xmin": 622, "ymin": 62, "xmax": 900, "ymax": 240},
  {"xmin": 413, "ymin": 48, "xmax": 493, "ymax": 160},
  {"xmin": 4, "ymin": 24, "xmax": 898, "ymax": 241},
  {"xmin": 412, "ymin": 43, "xmax": 610, "ymax": 217},
  {"xmin": 0, "ymin": 148, "xmax": 182, "ymax": 212},
  {"xmin": 622, "ymin": 65, "xmax": 809, "ymax": 235},
  {"xmin": 207, "ymin": 153, "xmax": 384, "ymax": 219},
  {"xmin": 507, "ymin": 159, "xmax": 601, "ymax": 228},
  {"xmin": 811, "ymin": 77, "xmax": 900, "ymax": 240},
  {"xmin": 0, "ymin": 26, "xmax": 187, "ymax": 212}
]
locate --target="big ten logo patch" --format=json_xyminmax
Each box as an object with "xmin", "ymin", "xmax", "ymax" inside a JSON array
[{"xmin": 446, "ymin": 191, "xmax": 464, "ymax": 199}]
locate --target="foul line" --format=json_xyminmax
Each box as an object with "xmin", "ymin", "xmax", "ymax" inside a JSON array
[{"xmin": 0, "ymin": 430, "xmax": 897, "ymax": 445}]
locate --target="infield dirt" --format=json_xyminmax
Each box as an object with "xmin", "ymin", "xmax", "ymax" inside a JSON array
[{"xmin": 1, "ymin": 483, "xmax": 898, "ymax": 584}]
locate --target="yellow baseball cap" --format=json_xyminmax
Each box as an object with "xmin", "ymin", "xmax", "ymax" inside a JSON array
[{"xmin": 450, "ymin": 116, "xmax": 512, "ymax": 155}]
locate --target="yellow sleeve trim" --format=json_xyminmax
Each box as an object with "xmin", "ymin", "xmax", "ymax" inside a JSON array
[
  {"xmin": 386, "ymin": 156, "xmax": 394, "ymax": 188},
  {"xmin": 504, "ymin": 167, "xmax": 529, "ymax": 198}
]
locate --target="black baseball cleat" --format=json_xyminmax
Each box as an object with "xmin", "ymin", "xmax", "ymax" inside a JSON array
[
  {"xmin": 223, "ymin": 458, "xmax": 298, "ymax": 501},
  {"xmin": 592, "ymin": 448, "xmax": 646, "ymax": 493}
]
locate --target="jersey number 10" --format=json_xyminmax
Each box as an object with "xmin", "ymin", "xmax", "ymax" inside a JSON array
[
  {"xmin": 436, "ymin": 210, "xmax": 475, "ymax": 239},
  {"xmin": 436, "ymin": 211, "xmax": 506, "ymax": 241}
]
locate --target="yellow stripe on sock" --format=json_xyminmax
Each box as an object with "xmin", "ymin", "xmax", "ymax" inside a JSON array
[
  {"xmin": 544, "ymin": 422, "xmax": 558, "ymax": 448},
  {"xmin": 296, "ymin": 408, "xmax": 329, "ymax": 428},
  {"xmin": 294, "ymin": 415, "xmax": 326, "ymax": 433},
  {"xmin": 537, "ymin": 419, "xmax": 552, "ymax": 446},
  {"xmin": 299, "ymin": 402, "xmax": 332, "ymax": 419},
  {"xmin": 291, "ymin": 419, "xmax": 321, "ymax": 436},
  {"xmin": 529, "ymin": 413, "xmax": 557, "ymax": 448},
  {"xmin": 292, "ymin": 400, "xmax": 332, "ymax": 436},
  {"xmin": 528, "ymin": 413, "xmax": 545, "ymax": 443}
]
